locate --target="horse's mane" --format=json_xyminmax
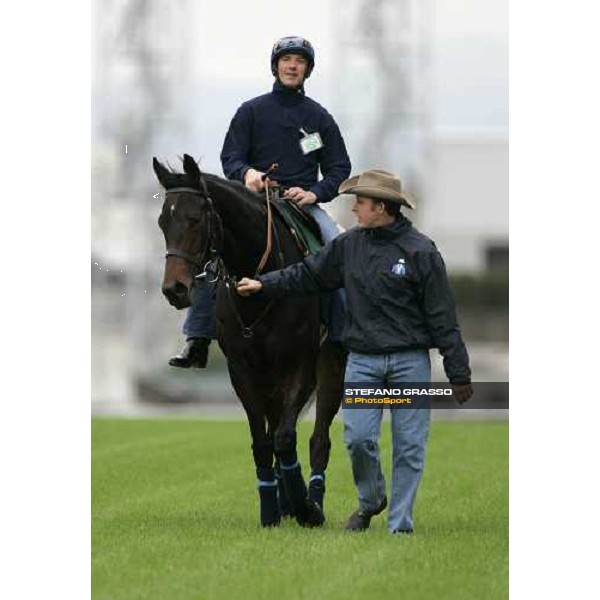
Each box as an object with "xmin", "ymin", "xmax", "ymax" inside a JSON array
[
  {"xmin": 159, "ymin": 161, "xmax": 264, "ymax": 211},
  {"xmin": 202, "ymin": 173, "xmax": 265, "ymax": 210}
]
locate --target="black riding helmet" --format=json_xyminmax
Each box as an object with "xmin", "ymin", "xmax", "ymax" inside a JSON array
[{"xmin": 270, "ymin": 36, "xmax": 315, "ymax": 78}]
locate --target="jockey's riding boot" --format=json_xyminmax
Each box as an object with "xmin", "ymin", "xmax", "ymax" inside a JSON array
[{"xmin": 168, "ymin": 337, "xmax": 211, "ymax": 368}]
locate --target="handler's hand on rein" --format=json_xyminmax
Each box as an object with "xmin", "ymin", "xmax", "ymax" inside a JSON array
[
  {"xmin": 284, "ymin": 187, "xmax": 317, "ymax": 207},
  {"xmin": 236, "ymin": 278, "xmax": 263, "ymax": 296},
  {"xmin": 452, "ymin": 383, "xmax": 473, "ymax": 405}
]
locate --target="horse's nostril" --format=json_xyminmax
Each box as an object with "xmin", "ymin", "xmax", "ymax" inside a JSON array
[
  {"xmin": 173, "ymin": 282, "xmax": 188, "ymax": 296},
  {"xmin": 163, "ymin": 282, "xmax": 189, "ymax": 302}
]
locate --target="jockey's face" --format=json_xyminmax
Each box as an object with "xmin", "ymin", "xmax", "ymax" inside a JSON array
[
  {"xmin": 352, "ymin": 196, "xmax": 391, "ymax": 228},
  {"xmin": 277, "ymin": 53, "xmax": 308, "ymax": 87}
]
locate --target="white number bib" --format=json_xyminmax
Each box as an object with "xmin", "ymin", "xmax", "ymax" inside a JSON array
[{"xmin": 299, "ymin": 128, "xmax": 324, "ymax": 155}]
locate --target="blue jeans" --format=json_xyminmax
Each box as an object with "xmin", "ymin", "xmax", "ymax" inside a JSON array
[
  {"xmin": 182, "ymin": 202, "xmax": 346, "ymax": 341},
  {"xmin": 343, "ymin": 349, "xmax": 431, "ymax": 532},
  {"xmin": 301, "ymin": 204, "xmax": 346, "ymax": 343},
  {"xmin": 301, "ymin": 203, "xmax": 340, "ymax": 242},
  {"xmin": 183, "ymin": 280, "xmax": 217, "ymax": 339}
]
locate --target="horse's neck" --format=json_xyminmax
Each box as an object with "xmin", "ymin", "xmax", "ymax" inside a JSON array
[{"xmin": 204, "ymin": 176, "xmax": 268, "ymax": 276}]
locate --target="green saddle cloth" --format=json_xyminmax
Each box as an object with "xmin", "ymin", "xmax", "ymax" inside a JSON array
[{"xmin": 274, "ymin": 200, "xmax": 324, "ymax": 255}]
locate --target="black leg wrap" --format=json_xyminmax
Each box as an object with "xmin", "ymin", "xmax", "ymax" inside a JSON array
[
  {"xmin": 275, "ymin": 463, "xmax": 293, "ymax": 518},
  {"xmin": 257, "ymin": 483, "xmax": 280, "ymax": 527},
  {"xmin": 280, "ymin": 459, "xmax": 324, "ymax": 528},
  {"xmin": 257, "ymin": 466, "xmax": 275, "ymax": 482},
  {"xmin": 256, "ymin": 467, "xmax": 279, "ymax": 527},
  {"xmin": 280, "ymin": 461, "xmax": 308, "ymax": 514},
  {"xmin": 308, "ymin": 473, "xmax": 326, "ymax": 512}
]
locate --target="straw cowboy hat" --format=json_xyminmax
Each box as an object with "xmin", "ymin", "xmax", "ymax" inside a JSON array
[{"xmin": 339, "ymin": 169, "xmax": 415, "ymax": 209}]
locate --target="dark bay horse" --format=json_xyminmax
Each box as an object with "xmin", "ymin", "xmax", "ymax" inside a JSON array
[{"xmin": 153, "ymin": 154, "xmax": 345, "ymax": 527}]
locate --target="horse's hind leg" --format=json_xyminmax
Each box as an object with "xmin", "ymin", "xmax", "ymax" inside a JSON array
[{"xmin": 309, "ymin": 340, "xmax": 346, "ymax": 511}]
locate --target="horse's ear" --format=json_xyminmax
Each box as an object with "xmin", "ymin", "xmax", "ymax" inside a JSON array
[
  {"xmin": 153, "ymin": 157, "xmax": 169, "ymax": 188},
  {"xmin": 182, "ymin": 153, "xmax": 201, "ymax": 187}
]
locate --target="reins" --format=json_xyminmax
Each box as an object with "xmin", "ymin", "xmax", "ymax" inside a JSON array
[{"xmin": 255, "ymin": 163, "xmax": 279, "ymax": 276}]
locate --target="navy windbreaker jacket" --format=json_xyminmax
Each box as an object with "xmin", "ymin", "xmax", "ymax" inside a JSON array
[
  {"xmin": 256, "ymin": 216, "xmax": 471, "ymax": 384},
  {"xmin": 220, "ymin": 81, "xmax": 351, "ymax": 202}
]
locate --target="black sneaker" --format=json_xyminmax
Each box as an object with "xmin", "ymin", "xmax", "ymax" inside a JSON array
[
  {"xmin": 392, "ymin": 529, "xmax": 414, "ymax": 535},
  {"xmin": 344, "ymin": 496, "xmax": 388, "ymax": 532},
  {"xmin": 168, "ymin": 337, "xmax": 210, "ymax": 368}
]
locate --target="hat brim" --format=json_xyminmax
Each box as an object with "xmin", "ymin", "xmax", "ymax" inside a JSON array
[{"xmin": 339, "ymin": 180, "xmax": 415, "ymax": 209}]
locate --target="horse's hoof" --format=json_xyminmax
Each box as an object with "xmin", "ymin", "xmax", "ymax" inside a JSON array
[
  {"xmin": 295, "ymin": 498, "xmax": 325, "ymax": 528},
  {"xmin": 261, "ymin": 517, "xmax": 281, "ymax": 528}
]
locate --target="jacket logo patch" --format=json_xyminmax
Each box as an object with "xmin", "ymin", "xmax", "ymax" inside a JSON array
[{"xmin": 391, "ymin": 258, "xmax": 407, "ymax": 277}]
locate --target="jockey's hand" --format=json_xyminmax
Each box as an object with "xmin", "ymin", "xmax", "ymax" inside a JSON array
[
  {"xmin": 244, "ymin": 168, "xmax": 266, "ymax": 193},
  {"xmin": 284, "ymin": 187, "xmax": 318, "ymax": 207},
  {"xmin": 236, "ymin": 277, "xmax": 263, "ymax": 296},
  {"xmin": 451, "ymin": 383, "xmax": 473, "ymax": 405}
]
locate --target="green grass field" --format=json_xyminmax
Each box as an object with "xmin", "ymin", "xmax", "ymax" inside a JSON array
[{"xmin": 92, "ymin": 418, "xmax": 508, "ymax": 600}]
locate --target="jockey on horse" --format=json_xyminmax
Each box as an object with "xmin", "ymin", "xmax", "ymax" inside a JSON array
[{"xmin": 169, "ymin": 35, "xmax": 351, "ymax": 368}]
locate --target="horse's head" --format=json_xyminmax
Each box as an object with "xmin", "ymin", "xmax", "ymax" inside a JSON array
[{"xmin": 153, "ymin": 154, "xmax": 223, "ymax": 309}]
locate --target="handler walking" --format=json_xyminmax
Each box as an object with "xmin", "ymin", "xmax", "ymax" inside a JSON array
[{"xmin": 236, "ymin": 169, "xmax": 472, "ymax": 534}]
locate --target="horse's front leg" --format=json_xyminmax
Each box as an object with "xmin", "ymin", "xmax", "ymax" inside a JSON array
[
  {"xmin": 274, "ymin": 359, "xmax": 324, "ymax": 528},
  {"xmin": 264, "ymin": 393, "xmax": 293, "ymax": 518},
  {"xmin": 309, "ymin": 340, "xmax": 346, "ymax": 512},
  {"xmin": 229, "ymin": 364, "xmax": 280, "ymax": 527}
]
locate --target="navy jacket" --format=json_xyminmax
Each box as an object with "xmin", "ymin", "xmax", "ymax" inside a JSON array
[
  {"xmin": 220, "ymin": 81, "xmax": 351, "ymax": 203},
  {"xmin": 257, "ymin": 216, "xmax": 471, "ymax": 384}
]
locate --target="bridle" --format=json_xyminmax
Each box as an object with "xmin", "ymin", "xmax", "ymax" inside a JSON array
[
  {"xmin": 163, "ymin": 180, "xmax": 282, "ymax": 338},
  {"xmin": 164, "ymin": 186, "xmax": 223, "ymax": 274}
]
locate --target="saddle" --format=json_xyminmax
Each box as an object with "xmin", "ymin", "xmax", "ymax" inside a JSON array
[{"xmin": 264, "ymin": 186, "xmax": 324, "ymax": 256}]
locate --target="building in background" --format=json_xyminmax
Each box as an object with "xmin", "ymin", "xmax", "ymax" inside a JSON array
[
  {"xmin": 424, "ymin": 134, "xmax": 508, "ymax": 272},
  {"xmin": 327, "ymin": 0, "xmax": 507, "ymax": 273}
]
